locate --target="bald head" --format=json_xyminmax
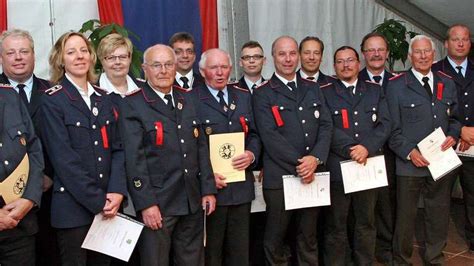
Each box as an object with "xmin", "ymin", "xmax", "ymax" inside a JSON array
[
  {"xmin": 271, "ymin": 36, "xmax": 299, "ymax": 80},
  {"xmin": 142, "ymin": 44, "xmax": 177, "ymax": 93}
]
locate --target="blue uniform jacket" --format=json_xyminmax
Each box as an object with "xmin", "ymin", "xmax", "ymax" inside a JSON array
[
  {"xmin": 386, "ymin": 70, "xmax": 462, "ymax": 177},
  {"xmin": 321, "ymin": 79, "xmax": 391, "ymax": 182},
  {"xmin": 252, "ymin": 74, "xmax": 333, "ymax": 189},
  {"xmin": 40, "ymin": 78, "xmax": 126, "ymax": 228},
  {"xmin": 191, "ymin": 83, "xmax": 261, "ymax": 206},
  {"xmin": 0, "ymin": 85, "xmax": 44, "ymax": 237},
  {"xmin": 120, "ymin": 82, "xmax": 216, "ymax": 216}
]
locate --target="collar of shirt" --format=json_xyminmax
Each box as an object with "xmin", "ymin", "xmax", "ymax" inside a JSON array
[
  {"xmin": 99, "ymin": 73, "xmax": 139, "ymax": 98},
  {"xmin": 367, "ymin": 69, "xmax": 385, "ymax": 84},
  {"xmin": 275, "ymin": 72, "xmax": 297, "ymax": 91},
  {"xmin": 244, "ymin": 76, "xmax": 264, "ymax": 92},
  {"xmin": 411, "ymin": 68, "xmax": 434, "ymax": 91},
  {"xmin": 299, "ymin": 69, "xmax": 320, "ymax": 81},
  {"xmin": 9, "ymin": 75, "xmax": 34, "ymax": 101},
  {"xmin": 149, "ymin": 82, "xmax": 175, "ymax": 107},
  {"xmin": 175, "ymin": 70, "xmax": 195, "ymax": 87},
  {"xmin": 341, "ymin": 79, "xmax": 358, "ymax": 91},
  {"xmin": 207, "ymin": 85, "xmax": 228, "ymax": 105},
  {"xmin": 66, "ymin": 73, "xmax": 97, "ymax": 109},
  {"xmin": 447, "ymin": 56, "xmax": 468, "ymax": 77}
]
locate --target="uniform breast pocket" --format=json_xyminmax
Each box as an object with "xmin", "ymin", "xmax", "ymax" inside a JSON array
[
  {"xmin": 329, "ymin": 106, "xmax": 346, "ymax": 129},
  {"xmin": 7, "ymin": 124, "xmax": 28, "ymax": 155},
  {"xmin": 144, "ymin": 121, "xmax": 167, "ymax": 148},
  {"xmin": 306, "ymin": 101, "xmax": 322, "ymax": 121},
  {"xmin": 401, "ymin": 100, "xmax": 424, "ymax": 123},
  {"xmin": 365, "ymin": 104, "xmax": 379, "ymax": 124},
  {"xmin": 202, "ymin": 119, "xmax": 220, "ymax": 136},
  {"xmin": 64, "ymin": 116, "xmax": 90, "ymax": 149},
  {"xmin": 438, "ymin": 98, "xmax": 454, "ymax": 117}
]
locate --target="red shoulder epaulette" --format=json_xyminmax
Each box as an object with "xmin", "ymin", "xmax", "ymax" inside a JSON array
[
  {"xmin": 254, "ymin": 80, "xmax": 269, "ymax": 90},
  {"xmin": 173, "ymin": 85, "xmax": 190, "ymax": 92},
  {"xmin": 388, "ymin": 72, "xmax": 405, "ymax": 81},
  {"xmin": 0, "ymin": 83, "xmax": 13, "ymax": 89},
  {"xmin": 319, "ymin": 82, "xmax": 332, "ymax": 89},
  {"xmin": 45, "ymin": 85, "xmax": 63, "ymax": 95},
  {"xmin": 437, "ymin": 71, "xmax": 452, "ymax": 79},
  {"xmin": 231, "ymin": 84, "xmax": 250, "ymax": 93},
  {"xmin": 125, "ymin": 87, "xmax": 141, "ymax": 97}
]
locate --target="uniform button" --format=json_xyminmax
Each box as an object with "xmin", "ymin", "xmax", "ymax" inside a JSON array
[
  {"xmin": 229, "ymin": 121, "xmax": 232, "ymax": 125},
  {"xmin": 305, "ymin": 133, "xmax": 309, "ymax": 137},
  {"xmin": 60, "ymin": 187, "xmax": 65, "ymax": 192},
  {"xmin": 4, "ymin": 160, "xmax": 8, "ymax": 166},
  {"xmin": 335, "ymin": 111, "xmax": 339, "ymax": 115},
  {"xmin": 299, "ymin": 107, "xmax": 303, "ymax": 111},
  {"xmin": 411, "ymin": 104, "xmax": 415, "ymax": 107},
  {"xmin": 466, "ymin": 117, "xmax": 469, "ymax": 121},
  {"xmin": 106, "ymin": 120, "xmax": 110, "ymax": 125},
  {"xmin": 466, "ymin": 104, "xmax": 469, "ymax": 108},
  {"xmin": 181, "ymin": 139, "xmax": 184, "ymax": 143},
  {"xmin": 372, "ymin": 107, "xmax": 376, "ymax": 111},
  {"xmin": 183, "ymin": 153, "xmax": 187, "ymax": 158},
  {"xmin": 465, "ymin": 92, "xmax": 469, "ymax": 96},
  {"xmin": 0, "ymin": 143, "xmax": 2, "ymax": 147},
  {"xmin": 177, "ymin": 124, "xmax": 181, "ymax": 129},
  {"xmin": 354, "ymin": 111, "xmax": 358, "ymax": 115},
  {"xmin": 432, "ymin": 103, "xmax": 435, "ymax": 106},
  {"xmin": 98, "ymin": 157, "xmax": 102, "ymax": 162},
  {"xmin": 94, "ymin": 141, "xmax": 98, "ymax": 146},
  {"xmin": 279, "ymin": 106, "xmax": 284, "ymax": 110},
  {"xmin": 302, "ymin": 120, "xmax": 306, "ymax": 124},
  {"xmin": 92, "ymin": 125, "xmax": 97, "ymax": 129},
  {"xmin": 193, "ymin": 120, "xmax": 196, "ymax": 125},
  {"xmin": 206, "ymin": 120, "xmax": 210, "ymax": 123},
  {"xmin": 17, "ymin": 130, "xmax": 22, "ymax": 135},
  {"xmin": 355, "ymin": 133, "xmax": 359, "ymax": 137},
  {"xmin": 184, "ymin": 169, "xmax": 188, "ymax": 173},
  {"xmin": 76, "ymin": 122, "xmax": 81, "ymax": 126},
  {"xmin": 354, "ymin": 122, "xmax": 358, "ymax": 126},
  {"xmin": 99, "ymin": 174, "xmax": 103, "ymax": 178},
  {"xmin": 306, "ymin": 147, "xmax": 310, "ymax": 151},
  {"xmin": 434, "ymin": 115, "xmax": 437, "ymax": 119}
]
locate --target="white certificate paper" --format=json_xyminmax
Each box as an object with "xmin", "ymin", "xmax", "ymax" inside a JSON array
[
  {"xmin": 282, "ymin": 172, "xmax": 331, "ymax": 210},
  {"xmin": 251, "ymin": 171, "xmax": 266, "ymax": 213},
  {"xmin": 417, "ymin": 128, "xmax": 462, "ymax": 181},
  {"xmin": 455, "ymin": 143, "xmax": 474, "ymax": 157},
  {"xmin": 82, "ymin": 213, "xmax": 144, "ymax": 262},
  {"xmin": 340, "ymin": 155, "xmax": 388, "ymax": 194}
]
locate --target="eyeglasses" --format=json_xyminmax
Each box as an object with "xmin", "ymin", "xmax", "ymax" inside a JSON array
[
  {"xmin": 241, "ymin": 55, "xmax": 264, "ymax": 61},
  {"xmin": 411, "ymin": 49, "xmax": 433, "ymax": 56},
  {"xmin": 335, "ymin": 57, "xmax": 358, "ymax": 65},
  {"xmin": 174, "ymin": 49, "xmax": 195, "ymax": 56},
  {"xmin": 146, "ymin": 62, "xmax": 175, "ymax": 71},
  {"xmin": 104, "ymin": 54, "xmax": 129, "ymax": 62},
  {"xmin": 363, "ymin": 48, "xmax": 387, "ymax": 54}
]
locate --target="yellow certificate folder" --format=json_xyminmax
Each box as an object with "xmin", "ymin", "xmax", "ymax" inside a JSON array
[{"xmin": 209, "ymin": 132, "xmax": 245, "ymax": 183}]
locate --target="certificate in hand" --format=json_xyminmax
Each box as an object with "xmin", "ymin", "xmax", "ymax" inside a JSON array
[
  {"xmin": 282, "ymin": 172, "xmax": 331, "ymax": 210},
  {"xmin": 455, "ymin": 143, "xmax": 474, "ymax": 158},
  {"xmin": 251, "ymin": 171, "xmax": 266, "ymax": 213},
  {"xmin": 81, "ymin": 213, "xmax": 144, "ymax": 262},
  {"xmin": 417, "ymin": 127, "xmax": 462, "ymax": 181},
  {"xmin": 209, "ymin": 132, "xmax": 245, "ymax": 183},
  {"xmin": 340, "ymin": 155, "xmax": 388, "ymax": 194}
]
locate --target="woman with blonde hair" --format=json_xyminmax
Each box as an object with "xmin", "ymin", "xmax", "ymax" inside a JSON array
[{"xmin": 40, "ymin": 31, "xmax": 127, "ymax": 265}]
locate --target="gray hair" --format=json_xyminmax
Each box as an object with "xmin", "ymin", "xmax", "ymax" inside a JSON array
[
  {"xmin": 198, "ymin": 48, "xmax": 233, "ymax": 69},
  {"xmin": 0, "ymin": 28, "xmax": 35, "ymax": 53},
  {"xmin": 408, "ymin": 35, "xmax": 435, "ymax": 54}
]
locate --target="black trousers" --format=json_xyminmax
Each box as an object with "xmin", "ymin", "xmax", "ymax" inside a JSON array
[
  {"xmin": 0, "ymin": 234, "xmax": 35, "ymax": 266},
  {"xmin": 374, "ymin": 149, "xmax": 397, "ymax": 264},
  {"xmin": 205, "ymin": 203, "xmax": 251, "ymax": 266},
  {"xmin": 392, "ymin": 174, "xmax": 456, "ymax": 265},
  {"xmin": 459, "ymin": 160, "xmax": 474, "ymax": 247},
  {"xmin": 263, "ymin": 188, "xmax": 320, "ymax": 266},
  {"xmin": 323, "ymin": 181, "xmax": 378, "ymax": 266},
  {"xmin": 56, "ymin": 225, "xmax": 111, "ymax": 266},
  {"xmin": 138, "ymin": 210, "xmax": 204, "ymax": 266},
  {"xmin": 250, "ymin": 211, "xmax": 266, "ymax": 266}
]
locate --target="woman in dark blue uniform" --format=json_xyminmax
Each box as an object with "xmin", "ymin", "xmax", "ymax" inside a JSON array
[{"xmin": 39, "ymin": 32, "xmax": 127, "ymax": 265}]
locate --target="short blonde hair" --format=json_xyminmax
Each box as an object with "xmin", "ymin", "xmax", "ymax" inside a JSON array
[
  {"xmin": 97, "ymin": 33, "xmax": 133, "ymax": 63},
  {"xmin": 49, "ymin": 31, "xmax": 97, "ymax": 84}
]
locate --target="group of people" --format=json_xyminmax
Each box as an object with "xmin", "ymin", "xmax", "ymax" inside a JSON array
[{"xmin": 0, "ymin": 22, "xmax": 472, "ymax": 266}]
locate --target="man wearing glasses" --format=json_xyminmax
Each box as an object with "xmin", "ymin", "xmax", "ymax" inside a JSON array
[
  {"xmin": 120, "ymin": 44, "xmax": 216, "ymax": 266},
  {"xmin": 386, "ymin": 35, "xmax": 461, "ymax": 265},
  {"xmin": 238, "ymin": 41, "xmax": 266, "ymax": 94},
  {"xmin": 169, "ymin": 32, "xmax": 205, "ymax": 90},
  {"xmin": 321, "ymin": 46, "xmax": 391, "ymax": 265},
  {"xmin": 297, "ymin": 36, "xmax": 334, "ymax": 85},
  {"xmin": 359, "ymin": 32, "xmax": 396, "ymax": 265}
]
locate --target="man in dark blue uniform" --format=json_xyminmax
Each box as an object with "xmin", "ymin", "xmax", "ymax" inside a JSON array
[
  {"xmin": 321, "ymin": 46, "xmax": 391, "ymax": 265},
  {"xmin": 432, "ymin": 24, "xmax": 474, "ymax": 252},
  {"xmin": 120, "ymin": 44, "xmax": 216, "ymax": 266},
  {"xmin": 297, "ymin": 36, "xmax": 334, "ymax": 86},
  {"xmin": 359, "ymin": 32, "xmax": 396, "ymax": 264},
  {"xmin": 169, "ymin": 32, "xmax": 205, "ymax": 90},
  {"xmin": 253, "ymin": 36, "xmax": 332, "ymax": 265},
  {"xmin": 0, "ymin": 84, "xmax": 43, "ymax": 265},
  {"xmin": 191, "ymin": 48, "xmax": 261, "ymax": 266},
  {"xmin": 238, "ymin": 41, "xmax": 266, "ymax": 94},
  {"xmin": 387, "ymin": 35, "xmax": 461, "ymax": 265}
]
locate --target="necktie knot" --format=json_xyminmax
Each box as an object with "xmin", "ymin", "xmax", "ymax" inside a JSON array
[
  {"xmin": 306, "ymin": 76, "xmax": 315, "ymax": 80},
  {"xmin": 17, "ymin": 84, "xmax": 28, "ymax": 105},
  {"xmin": 422, "ymin": 76, "xmax": 429, "ymax": 84},
  {"xmin": 287, "ymin": 81, "xmax": 297, "ymax": 91},
  {"xmin": 347, "ymin": 85, "xmax": 356, "ymax": 96},
  {"xmin": 422, "ymin": 77, "xmax": 432, "ymax": 97},
  {"xmin": 251, "ymin": 84, "xmax": 257, "ymax": 91},
  {"xmin": 456, "ymin": 66, "xmax": 463, "ymax": 77},
  {"xmin": 217, "ymin": 90, "xmax": 228, "ymax": 111},
  {"xmin": 180, "ymin": 76, "xmax": 190, "ymax": 89},
  {"xmin": 164, "ymin": 94, "xmax": 174, "ymax": 110},
  {"xmin": 372, "ymin": 75, "xmax": 382, "ymax": 83}
]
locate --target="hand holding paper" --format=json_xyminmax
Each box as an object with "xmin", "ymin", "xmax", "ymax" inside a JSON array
[
  {"xmin": 349, "ymin": 145, "xmax": 369, "ymax": 164},
  {"xmin": 409, "ymin": 149, "xmax": 429, "ymax": 167},
  {"xmin": 214, "ymin": 173, "xmax": 227, "ymax": 189},
  {"xmin": 103, "ymin": 193, "xmax": 124, "ymax": 218},
  {"xmin": 296, "ymin": 155, "xmax": 317, "ymax": 182},
  {"xmin": 231, "ymin": 150, "xmax": 254, "ymax": 170}
]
